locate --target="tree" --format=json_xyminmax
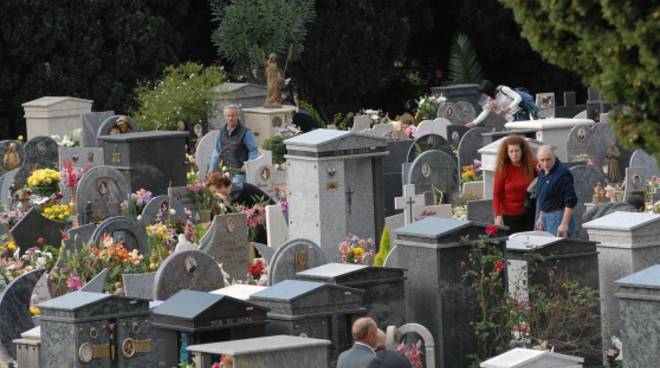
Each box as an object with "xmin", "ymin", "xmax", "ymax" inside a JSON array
[
  {"xmin": 448, "ymin": 34, "xmax": 483, "ymax": 84},
  {"xmin": 499, "ymin": 0, "xmax": 660, "ymax": 159},
  {"xmin": 374, "ymin": 227, "xmax": 392, "ymax": 267},
  {"xmin": 210, "ymin": 0, "xmax": 316, "ymax": 83}
]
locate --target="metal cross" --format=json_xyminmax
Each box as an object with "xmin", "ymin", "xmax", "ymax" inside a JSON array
[
  {"xmin": 405, "ymin": 196, "xmax": 416, "ymax": 223},
  {"xmin": 345, "ymin": 187, "xmax": 355, "ymax": 215}
]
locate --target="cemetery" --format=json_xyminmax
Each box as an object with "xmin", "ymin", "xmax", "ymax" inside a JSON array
[{"xmin": 0, "ymin": 1, "xmax": 658, "ymax": 368}]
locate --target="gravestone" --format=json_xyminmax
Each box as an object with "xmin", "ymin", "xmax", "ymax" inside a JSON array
[
  {"xmin": 555, "ymin": 91, "xmax": 586, "ymax": 118},
  {"xmin": 406, "ymin": 133, "xmax": 453, "ymax": 163},
  {"xmin": 249, "ymin": 280, "xmax": 365, "ymax": 364},
  {"xmin": 351, "ymin": 114, "xmax": 372, "ymax": 132},
  {"xmin": 96, "ymin": 115, "xmax": 140, "ymax": 137},
  {"xmin": 22, "ymin": 96, "xmax": 92, "ymax": 140},
  {"xmin": 458, "ymin": 127, "xmax": 487, "ymax": 173},
  {"xmin": 268, "ymin": 238, "xmax": 327, "ymax": 285},
  {"xmin": 187, "ymin": 335, "xmax": 331, "ymax": 368},
  {"xmin": 466, "ymin": 199, "xmax": 493, "ymax": 224},
  {"xmin": 122, "ymin": 272, "xmax": 155, "ymax": 300},
  {"xmin": 385, "ymin": 323, "xmax": 436, "ymax": 368},
  {"xmin": 480, "ymin": 348, "xmax": 584, "ymax": 368},
  {"xmin": 462, "ymin": 181, "xmax": 484, "ymax": 199},
  {"xmin": 573, "ymin": 110, "xmax": 587, "ymax": 119},
  {"xmin": 75, "ymin": 165, "xmax": 130, "ymax": 225},
  {"xmin": 14, "ymin": 136, "xmax": 59, "ymax": 187},
  {"xmin": 480, "ymin": 112, "xmax": 508, "ymax": 131},
  {"xmin": 81, "ymin": 111, "xmax": 114, "ymax": 147},
  {"xmin": 447, "ymin": 125, "xmax": 470, "ymax": 148},
  {"xmin": 80, "ymin": 268, "xmax": 108, "ymax": 293},
  {"xmin": 569, "ymin": 165, "xmax": 606, "ymax": 238},
  {"xmin": 199, "ymin": 213, "xmax": 249, "ymax": 281},
  {"xmin": 296, "ymin": 263, "xmax": 407, "ymax": 328},
  {"xmin": 586, "ymin": 123, "xmax": 619, "ymax": 176},
  {"xmin": 455, "ymin": 101, "xmax": 476, "ymax": 124},
  {"xmin": 168, "ymin": 186, "xmax": 198, "ymax": 216},
  {"xmin": 385, "ymin": 213, "xmax": 405, "ymax": 232},
  {"xmin": 90, "ymin": 216, "xmax": 148, "ymax": 254},
  {"xmin": 384, "ymin": 217, "xmax": 508, "ymax": 368},
  {"xmin": 535, "ymin": 92, "xmax": 556, "ymax": 119},
  {"xmin": 566, "ymin": 124, "xmax": 592, "ymax": 162},
  {"xmin": 430, "ymin": 84, "xmax": 482, "ymax": 115},
  {"xmin": 615, "ymin": 265, "xmax": 660, "ymax": 368},
  {"xmin": 242, "ymin": 105, "xmax": 296, "ymax": 147},
  {"xmin": 138, "ymin": 195, "xmax": 186, "ymax": 227},
  {"xmin": 586, "ymin": 87, "xmax": 611, "ymax": 122},
  {"xmin": 245, "ymin": 149, "xmax": 273, "ymax": 195},
  {"xmin": 367, "ymin": 124, "xmax": 392, "ymax": 137},
  {"xmin": 285, "ymin": 130, "xmax": 388, "ymax": 260},
  {"xmin": 0, "ymin": 269, "xmax": 45, "ymax": 360},
  {"xmin": 436, "ymin": 102, "xmax": 460, "ymax": 124},
  {"xmin": 0, "ymin": 169, "xmax": 18, "ymax": 210},
  {"xmin": 9, "ymin": 208, "xmax": 67, "ymax": 255},
  {"xmin": 394, "ymin": 184, "xmax": 426, "ymax": 225},
  {"xmin": 265, "ymin": 204, "xmax": 288, "ymax": 248},
  {"xmin": 0, "ymin": 140, "xmax": 25, "ymax": 177},
  {"xmin": 407, "ymin": 150, "xmax": 458, "ymax": 202},
  {"xmin": 98, "ymin": 131, "xmax": 188, "ymax": 195},
  {"xmin": 383, "ymin": 140, "xmax": 413, "ymax": 217},
  {"xmin": 153, "ymin": 249, "xmax": 225, "ymax": 301},
  {"xmin": 417, "ymin": 118, "xmax": 450, "ymax": 139},
  {"xmin": 252, "ymin": 242, "xmax": 275, "ymax": 264},
  {"xmin": 583, "ymin": 212, "xmax": 660, "ymax": 353},
  {"xmin": 152, "ymin": 289, "xmax": 268, "ymax": 368},
  {"xmin": 39, "ymin": 291, "xmax": 154, "ymax": 367},
  {"xmin": 58, "ymin": 147, "xmax": 104, "ymax": 169},
  {"xmin": 623, "ymin": 166, "xmax": 646, "ymax": 201},
  {"xmin": 629, "ymin": 149, "xmax": 660, "ymax": 181},
  {"xmin": 62, "ymin": 223, "xmax": 97, "ymax": 253},
  {"xmin": 195, "ymin": 130, "xmax": 220, "ymax": 180},
  {"xmin": 506, "ymin": 118, "xmax": 594, "ymax": 162}
]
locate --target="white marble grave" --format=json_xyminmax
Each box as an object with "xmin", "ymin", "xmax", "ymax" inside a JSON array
[
  {"xmin": 22, "ymin": 96, "xmax": 92, "ymax": 140},
  {"xmin": 265, "ymin": 204, "xmax": 288, "ymax": 248},
  {"xmin": 505, "ymin": 118, "xmax": 594, "ymax": 161},
  {"xmin": 394, "ymin": 184, "xmax": 426, "ymax": 225}
]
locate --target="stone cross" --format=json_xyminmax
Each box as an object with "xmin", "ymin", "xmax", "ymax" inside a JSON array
[{"xmin": 394, "ymin": 184, "xmax": 425, "ymax": 225}]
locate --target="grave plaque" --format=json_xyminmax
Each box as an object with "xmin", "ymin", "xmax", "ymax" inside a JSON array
[
  {"xmin": 14, "ymin": 136, "xmax": 59, "ymax": 187},
  {"xmin": 9, "ymin": 208, "xmax": 66, "ymax": 255},
  {"xmin": 39, "ymin": 291, "xmax": 154, "ymax": 367},
  {"xmin": 199, "ymin": 213, "xmax": 249, "ymax": 281},
  {"xmin": 456, "ymin": 101, "xmax": 476, "ymax": 124},
  {"xmin": 152, "ymin": 290, "xmax": 268, "ymax": 368},
  {"xmin": 153, "ymin": 249, "xmax": 225, "ymax": 301},
  {"xmin": 268, "ymin": 238, "xmax": 327, "ymax": 285},
  {"xmin": 385, "ymin": 217, "xmax": 508, "ymax": 367},
  {"xmin": 90, "ymin": 216, "xmax": 148, "ymax": 254},
  {"xmin": 566, "ymin": 124, "xmax": 591, "ymax": 162},
  {"xmin": 436, "ymin": 102, "xmax": 460, "ymax": 124},
  {"xmin": 406, "ymin": 133, "xmax": 453, "ymax": 163},
  {"xmin": 407, "ymin": 150, "xmax": 458, "ymax": 202},
  {"xmin": 447, "ymin": 125, "xmax": 470, "ymax": 148},
  {"xmin": 623, "ymin": 166, "xmax": 646, "ymax": 202},
  {"xmin": 76, "ymin": 165, "xmax": 130, "ymax": 225},
  {"xmin": 0, "ymin": 140, "xmax": 25, "ymax": 177},
  {"xmin": 250, "ymin": 280, "xmax": 366, "ymax": 364},
  {"xmin": 296, "ymin": 263, "xmax": 406, "ymax": 328},
  {"xmin": 535, "ymin": 92, "xmax": 556, "ymax": 119},
  {"xmin": 98, "ymin": 131, "xmax": 188, "ymax": 195}
]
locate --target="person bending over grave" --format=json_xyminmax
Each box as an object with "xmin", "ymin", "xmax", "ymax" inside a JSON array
[
  {"xmin": 535, "ymin": 145, "xmax": 577, "ymax": 237},
  {"xmin": 337, "ymin": 317, "xmax": 381, "ymax": 368},
  {"xmin": 206, "ymin": 172, "xmax": 274, "ymax": 243},
  {"xmin": 466, "ymin": 80, "xmax": 538, "ymax": 128},
  {"xmin": 493, "ymin": 135, "xmax": 538, "ymax": 233},
  {"xmin": 209, "ymin": 104, "xmax": 260, "ymax": 184},
  {"xmin": 367, "ymin": 328, "xmax": 412, "ymax": 368}
]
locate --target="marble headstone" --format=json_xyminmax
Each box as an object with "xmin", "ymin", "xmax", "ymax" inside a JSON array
[
  {"xmin": 195, "ymin": 130, "xmax": 220, "ymax": 180},
  {"xmin": 0, "ymin": 140, "xmax": 25, "ymax": 177},
  {"xmin": 245, "ymin": 150, "xmax": 273, "ymax": 195},
  {"xmin": 569, "ymin": 165, "xmax": 606, "ymax": 238},
  {"xmin": 9, "ymin": 208, "xmax": 66, "ymax": 255},
  {"xmin": 199, "ymin": 213, "xmax": 249, "ymax": 281},
  {"xmin": 623, "ymin": 166, "xmax": 647, "ymax": 202},
  {"xmin": 455, "ymin": 101, "xmax": 476, "ymax": 124},
  {"xmin": 394, "ymin": 184, "xmax": 426, "ymax": 225},
  {"xmin": 408, "ymin": 150, "xmax": 458, "ymax": 202},
  {"xmin": 267, "ymin": 238, "xmax": 327, "ymax": 285},
  {"xmin": 457, "ymin": 127, "xmax": 487, "ymax": 173},
  {"xmin": 81, "ymin": 111, "xmax": 114, "ymax": 147},
  {"xmin": 138, "ymin": 195, "xmax": 186, "ymax": 227},
  {"xmin": 265, "ymin": 204, "xmax": 288, "ymax": 248},
  {"xmin": 122, "ymin": 272, "xmax": 156, "ymax": 300},
  {"xmin": 406, "ymin": 133, "xmax": 454, "ymax": 163},
  {"xmin": 436, "ymin": 102, "xmax": 460, "ymax": 124},
  {"xmin": 14, "ymin": 136, "xmax": 59, "ymax": 187},
  {"xmin": 152, "ymin": 249, "xmax": 225, "ymax": 301},
  {"xmin": 75, "ymin": 165, "xmax": 130, "ymax": 225},
  {"xmin": 90, "ymin": 216, "xmax": 149, "ymax": 254},
  {"xmin": 629, "ymin": 149, "xmax": 660, "ymax": 181}
]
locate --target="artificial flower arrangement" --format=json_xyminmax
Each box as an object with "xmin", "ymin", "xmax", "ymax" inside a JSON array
[
  {"xmin": 246, "ymin": 258, "xmax": 268, "ymax": 286},
  {"xmin": 27, "ymin": 168, "xmax": 61, "ymax": 197},
  {"xmin": 416, "ymin": 94, "xmax": 447, "ymax": 121},
  {"xmin": 396, "ymin": 340, "xmax": 424, "ymax": 368},
  {"xmin": 122, "ymin": 188, "xmax": 153, "ymax": 219},
  {"xmin": 41, "ymin": 203, "xmax": 70, "ymax": 221},
  {"xmin": 338, "ymin": 234, "xmax": 375, "ymax": 265},
  {"xmin": 461, "ymin": 160, "xmax": 483, "ymax": 183}
]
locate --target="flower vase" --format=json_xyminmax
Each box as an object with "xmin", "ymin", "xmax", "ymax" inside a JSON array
[
  {"xmin": 199, "ymin": 209, "xmax": 212, "ymax": 223},
  {"xmin": 69, "ymin": 194, "xmax": 77, "ymax": 215}
]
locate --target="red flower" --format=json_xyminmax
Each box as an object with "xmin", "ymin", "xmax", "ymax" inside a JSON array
[
  {"xmin": 495, "ymin": 260, "xmax": 504, "ymax": 273},
  {"xmin": 247, "ymin": 259, "xmax": 266, "ymax": 277},
  {"xmin": 36, "ymin": 237, "xmax": 45, "ymax": 245},
  {"xmin": 485, "ymin": 224, "xmax": 498, "ymax": 236}
]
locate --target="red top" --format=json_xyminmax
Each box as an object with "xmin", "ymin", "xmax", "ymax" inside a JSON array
[{"xmin": 493, "ymin": 163, "xmax": 534, "ymax": 216}]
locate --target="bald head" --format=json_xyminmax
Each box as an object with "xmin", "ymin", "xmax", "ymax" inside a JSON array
[
  {"xmin": 352, "ymin": 317, "xmax": 377, "ymax": 344},
  {"xmin": 537, "ymin": 145, "xmax": 556, "ymax": 173}
]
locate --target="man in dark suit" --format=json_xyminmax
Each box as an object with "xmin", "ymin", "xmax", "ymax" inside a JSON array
[{"xmin": 337, "ymin": 317, "xmax": 379, "ymax": 368}]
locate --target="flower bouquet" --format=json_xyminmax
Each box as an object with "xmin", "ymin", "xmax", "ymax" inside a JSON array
[
  {"xmin": 122, "ymin": 188, "xmax": 153, "ymax": 219},
  {"xmin": 396, "ymin": 340, "xmax": 424, "ymax": 368},
  {"xmin": 338, "ymin": 234, "xmax": 375, "ymax": 265},
  {"xmin": 242, "ymin": 201, "xmax": 266, "ymax": 242},
  {"xmin": 27, "ymin": 168, "xmax": 61, "ymax": 197},
  {"xmin": 247, "ymin": 258, "xmax": 268, "ymax": 285},
  {"xmin": 460, "ymin": 162, "xmax": 483, "ymax": 184},
  {"xmin": 41, "ymin": 203, "xmax": 70, "ymax": 221},
  {"xmin": 416, "ymin": 94, "xmax": 447, "ymax": 121}
]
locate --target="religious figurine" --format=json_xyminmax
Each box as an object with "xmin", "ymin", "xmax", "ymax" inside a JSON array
[
  {"xmin": 592, "ymin": 182, "xmax": 608, "ymax": 203},
  {"xmin": 263, "ymin": 53, "xmax": 284, "ymax": 108},
  {"xmin": 605, "ymin": 143, "xmax": 621, "ymax": 183},
  {"xmin": 111, "ymin": 116, "xmax": 133, "ymax": 135},
  {"xmin": 3, "ymin": 142, "xmax": 21, "ymax": 170}
]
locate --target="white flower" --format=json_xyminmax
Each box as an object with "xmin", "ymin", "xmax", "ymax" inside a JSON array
[
  {"xmin": 169, "ymin": 209, "xmax": 176, "ymax": 215},
  {"xmin": 137, "ymin": 215, "xmax": 142, "ymax": 221},
  {"xmin": 37, "ymin": 257, "xmax": 47, "ymax": 268}
]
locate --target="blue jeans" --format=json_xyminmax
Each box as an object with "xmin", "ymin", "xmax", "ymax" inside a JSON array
[
  {"xmin": 232, "ymin": 174, "xmax": 246, "ymax": 185},
  {"xmin": 539, "ymin": 210, "xmax": 575, "ymax": 237}
]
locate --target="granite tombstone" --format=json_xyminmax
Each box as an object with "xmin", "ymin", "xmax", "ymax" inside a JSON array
[
  {"xmin": 199, "ymin": 213, "xmax": 249, "ymax": 281},
  {"xmin": 153, "ymin": 249, "xmax": 225, "ymax": 301},
  {"xmin": 14, "ymin": 136, "xmax": 59, "ymax": 187},
  {"xmin": 407, "ymin": 150, "xmax": 458, "ymax": 202},
  {"xmin": 138, "ymin": 195, "xmax": 186, "ymax": 227},
  {"xmin": 457, "ymin": 127, "xmax": 487, "ymax": 174},
  {"xmin": 96, "ymin": 115, "xmax": 140, "ymax": 137},
  {"xmin": 9, "ymin": 208, "xmax": 66, "ymax": 255},
  {"xmin": 456, "ymin": 100, "xmax": 476, "ymax": 124},
  {"xmin": 244, "ymin": 149, "xmax": 273, "ymax": 195},
  {"xmin": 81, "ymin": 111, "xmax": 114, "ymax": 147},
  {"xmin": 406, "ymin": 133, "xmax": 453, "ymax": 163},
  {"xmin": 629, "ymin": 149, "xmax": 660, "ymax": 182},
  {"xmin": 90, "ymin": 216, "xmax": 148, "ymax": 254},
  {"xmin": 383, "ymin": 140, "xmax": 413, "ymax": 216},
  {"xmin": 122, "ymin": 272, "xmax": 156, "ymax": 300},
  {"xmin": 268, "ymin": 238, "xmax": 327, "ymax": 285},
  {"xmin": 0, "ymin": 169, "xmax": 18, "ymax": 210},
  {"xmin": 569, "ymin": 165, "xmax": 607, "ymax": 238},
  {"xmin": 76, "ymin": 165, "xmax": 130, "ymax": 225},
  {"xmin": 195, "ymin": 130, "xmax": 220, "ymax": 180}
]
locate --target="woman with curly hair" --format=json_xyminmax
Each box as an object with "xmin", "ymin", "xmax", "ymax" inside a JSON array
[{"xmin": 493, "ymin": 135, "xmax": 537, "ymax": 233}]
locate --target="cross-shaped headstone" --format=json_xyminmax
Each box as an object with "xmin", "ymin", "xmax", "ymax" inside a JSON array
[
  {"xmin": 394, "ymin": 184, "xmax": 426, "ymax": 225},
  {"xmin": 345, "ymin": 186, "xmax": 355, "ymax": 214}
]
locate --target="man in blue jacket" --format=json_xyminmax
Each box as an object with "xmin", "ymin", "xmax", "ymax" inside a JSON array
[
  {"xmin": 535, "ymin": 145, "xmax": 577, "ymax": 237},
  {"xmin": 209, "ymin": 104, "xmax": 259, "ymax": 183}
]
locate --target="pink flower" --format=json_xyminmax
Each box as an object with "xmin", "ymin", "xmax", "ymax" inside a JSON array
[{"xmin": 66, "ymin": 275, "xmax": 84, "ymax": 291}]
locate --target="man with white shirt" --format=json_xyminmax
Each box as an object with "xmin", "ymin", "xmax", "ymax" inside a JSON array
[{"xmin": 337, "ymin": 317, "xmax": 380, "ymax": 368}]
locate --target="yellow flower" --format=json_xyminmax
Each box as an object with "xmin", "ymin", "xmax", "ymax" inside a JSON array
[
  {"xmin": 6, "ymin": 241, "xmax": 16, "ymax": 251},
  {"xmin": 352, "ymin": 247, "xmax": 365, "ymax": 256},
  {"xmin": 30, "ymin": 307, "xmax": 40, "ymax": 316},
  {"xmin": 17, "ymin": 135, "xmax": 24, "ymax": 141}
]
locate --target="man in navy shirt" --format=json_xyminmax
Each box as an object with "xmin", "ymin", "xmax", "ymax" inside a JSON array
[
  {"xmin": 209, "ymin": 104, "xmax": 259, "ymax": 184},
  {"xmin": 535, "ymin": 145, "xmax": 577, "ymax": 237}
]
